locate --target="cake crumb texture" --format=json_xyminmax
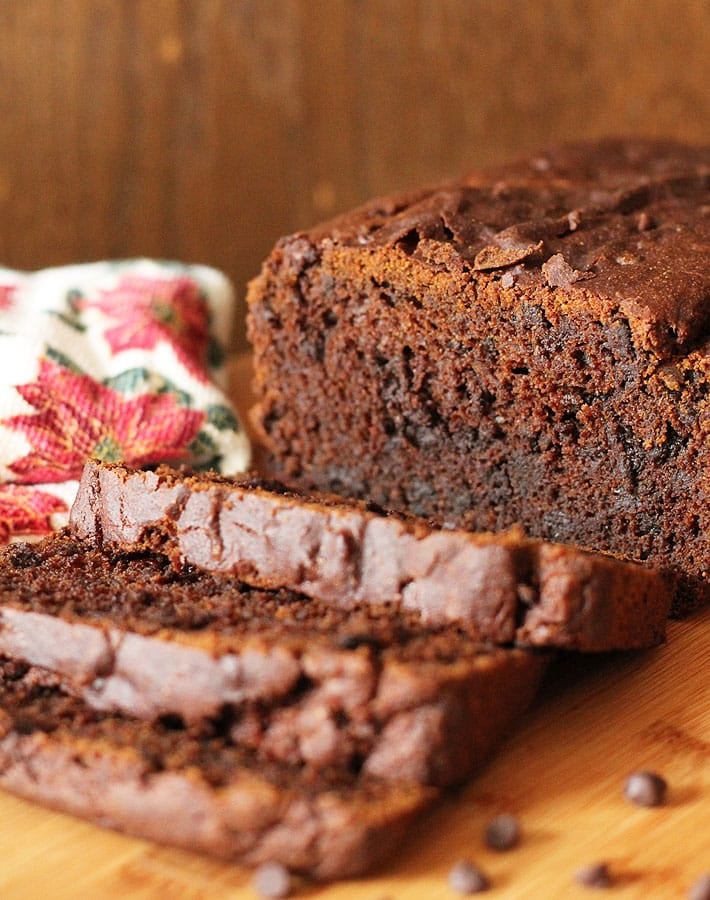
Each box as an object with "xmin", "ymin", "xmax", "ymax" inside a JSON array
[{"xmin": 246, "ymin": 138, "xmax": 710, "ymax": 611}]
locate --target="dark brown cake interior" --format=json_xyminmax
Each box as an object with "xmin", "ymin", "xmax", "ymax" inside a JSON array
[
  {"xmin": 0, "ymin": 658, "xmax": 373, "ymax": 794},
  {"xmin": 0, "ymin": 658, "xmax": 434, "ymax": 880},
  {"xmin": 247, "ymin": 138, "xmax": 710, "ymax": 610},
  {"xmin": 0, "ymin": 533, "xmax": 547, "ymax": 788},
  {"xmin": 1, "ymin": 535, "xmax": 505, "ymax": 660}
]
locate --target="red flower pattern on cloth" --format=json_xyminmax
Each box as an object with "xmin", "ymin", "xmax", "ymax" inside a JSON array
[
  {"xmin": 3, "ymin": 358, "xmax": 205, "ymax": 483},
  {"xmin": 79, "ymin": 275, "xmax": 211, "ymax": 377},
  {"xmin": 0, "ymin": 284, "xmax": 16, "ymax": 312},
  {"xmin": 0, "ymin": 484, "xmax": 67, "ymax": 542}
]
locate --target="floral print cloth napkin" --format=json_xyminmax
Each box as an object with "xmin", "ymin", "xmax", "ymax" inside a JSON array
[{"xmin": 0, "ymin": 259, "xmax": 251, "ymax": 543}]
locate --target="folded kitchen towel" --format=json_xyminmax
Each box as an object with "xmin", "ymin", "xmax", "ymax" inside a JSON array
[{"xmin": 0, "ymin": 259, "xmax": 251, "ymax": 542}]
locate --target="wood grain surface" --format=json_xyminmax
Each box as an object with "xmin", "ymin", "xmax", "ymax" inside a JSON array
[
  {"xmin": 0, "ymin": 355, "xmax": 707, "ymax": 899},
  {"xmin": 0, "ymin": 1, "xmax": 708, "ymax": 349},
  {"xmin": 0, "ymin": 607, "xmax": 707, "ymax": 899}
]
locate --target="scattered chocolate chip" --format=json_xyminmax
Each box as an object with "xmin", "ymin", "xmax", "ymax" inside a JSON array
[
  {"xmin": 448, "ymin": 859, "xmax": 490, "ymax": 894},
  {"xmin": 484, "ymin": 813, "xmax": 521, "ymax": 851},
  {"xmin": 688, "ymin": 873, "xmax": 710, "ymax": 900},
  {"xmin": 574, "ymin": 862, "xmax": 613, "ymax": 889},
  {"xmin": 624, "ymin": 770, "xmax": 667, "ymax": 807},
  {"xmin": 253, "ymin": 861, "xmax": 292, "ymax": 898}
]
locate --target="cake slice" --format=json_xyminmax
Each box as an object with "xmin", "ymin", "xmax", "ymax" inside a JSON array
[
  {"xmin": 69, "ymin": 458, "xmax": 673, "ymax": 651},
  {"xmin": 245, "ymin": 138, "xmax": 710, "ymax": 611},
  {"xmin": 0, "ymin": 659, "xmax": 434, "ymax": 880},
  {"xmin": 0, "ymin": 533, "xmax": 546, "ymax": 788}
]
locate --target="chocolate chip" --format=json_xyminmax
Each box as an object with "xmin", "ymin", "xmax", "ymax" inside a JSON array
[
  {"xmin": 574, "ymin": 862, "xmax": 613, "ymax": 889},
  {"xmin": 448, "ymin": 859, "xmax": 490, "ymax": 894},
  {"xmin": 484, "ymin": 813, "xmax": 521, "ymax": 850},
  {"xmin": 688, "ymin": 873, "xmax": 710, "ymax": 900},
  {"xmin": 624, "ymin": 770, "xmax": 667, "ymax": 807},
  {"xmin": 253, "ymin": 861, "xmax": 292, "ymax": 898}
]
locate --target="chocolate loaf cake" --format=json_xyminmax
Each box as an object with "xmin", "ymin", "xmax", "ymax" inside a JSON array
[
  {"xmin": 69, "ymin": 459, "xmax": 673, "ymax": 651},
  {"xmin": 0, "ymin": 660, "xmax": 433, "ymax": 880},
  {"xmin": 0, "ymin": 533, "xmax": 546, "ymax": 788},
  {"xmin": 246, "ymin": 138, "xmax": 710, "ymax": 611}
]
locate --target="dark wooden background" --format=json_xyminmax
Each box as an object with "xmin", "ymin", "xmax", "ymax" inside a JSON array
[{"xmin": 0, "ymin": 0, "xmax": 708, "ymax": 349}]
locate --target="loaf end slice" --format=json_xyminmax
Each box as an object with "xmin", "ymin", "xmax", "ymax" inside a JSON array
[{"xmin": 0, "ymin": 661, "xmax": 435, "ymax": 881}]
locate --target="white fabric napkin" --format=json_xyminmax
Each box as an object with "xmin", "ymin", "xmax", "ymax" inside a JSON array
[{"xmin": 0, "ymin": 259, "xmax": 251, "ymax": 542}]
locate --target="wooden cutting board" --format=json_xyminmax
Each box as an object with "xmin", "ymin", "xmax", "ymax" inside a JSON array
[{"xmin": 0, "ymin": 356, "xmax": 706, "ymax": 900}]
